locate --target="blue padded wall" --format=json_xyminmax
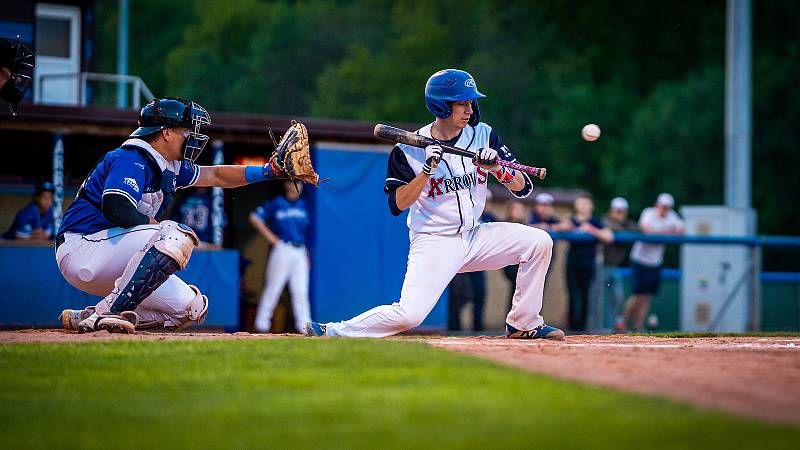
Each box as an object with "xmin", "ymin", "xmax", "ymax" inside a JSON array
[{"xmin": 309, "ymin": 144, "xmax": 447, "ymax": 331}]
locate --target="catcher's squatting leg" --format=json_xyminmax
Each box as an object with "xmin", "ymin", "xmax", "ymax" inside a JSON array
[{"xmin": 77, "ymin": 221, "xmax": 209, "ymax": 333}]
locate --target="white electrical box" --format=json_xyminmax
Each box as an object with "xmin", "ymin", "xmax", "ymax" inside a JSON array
[{"xmin": 679, "ymin": 206, "xmax": 756, "ymax": 332}]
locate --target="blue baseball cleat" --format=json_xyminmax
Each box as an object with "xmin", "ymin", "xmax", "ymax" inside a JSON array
[
  {"xmin": 304, "ymin": 321, "xmax": 327, "ymax": 337},
  {"xmin": 505, "ymin": 323, "xmax": 565, "ymax": 341}
]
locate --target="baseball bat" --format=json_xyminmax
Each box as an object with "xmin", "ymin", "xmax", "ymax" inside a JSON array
[{"xmin": 373, "ymin": 124, "xmax": 546, "ymax": 179}]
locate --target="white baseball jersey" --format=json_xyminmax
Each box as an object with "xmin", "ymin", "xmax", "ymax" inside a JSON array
[
  {"xmin": 322, "ymin": 121, "xmax": 553, "ymax": 338},
  {"xmin": 630, "ymin": 207, "xmax": 686, "ymax": 267},
  {"xmin": 384, "ymin": 122, "xmax": 533, "ymax": 235}
]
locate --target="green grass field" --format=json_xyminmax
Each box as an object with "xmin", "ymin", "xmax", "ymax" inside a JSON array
[{"xmin": 1, "ymin": 338, "xmax": 797, "ymax": 449}]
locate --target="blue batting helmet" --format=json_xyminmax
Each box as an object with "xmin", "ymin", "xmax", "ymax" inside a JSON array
[{"xmin": 424, "ymin": 69, "xmax": 485, "ymax": 126}]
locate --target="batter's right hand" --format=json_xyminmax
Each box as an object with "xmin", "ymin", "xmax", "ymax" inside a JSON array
[{"xmin": 422, "ymin": 145, "xmax": 443, "ymax": 175}]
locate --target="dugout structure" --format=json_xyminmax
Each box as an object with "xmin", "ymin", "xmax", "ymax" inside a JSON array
[{"xmin": 0, "ymin": 104, "xmax": 430, "ymax": 331}]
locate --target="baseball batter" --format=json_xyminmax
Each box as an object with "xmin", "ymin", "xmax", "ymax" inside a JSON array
[
  {"xmin": 305, "ymin": 69, "xmax": 564, "ymax": 340},
  {"xmin": 57, "ymin": 97, "xmax": 291, "ymax": 333}
]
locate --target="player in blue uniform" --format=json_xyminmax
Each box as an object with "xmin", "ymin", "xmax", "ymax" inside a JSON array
[
  {"xmin": 250, "ymin": 181, "xmax": 311, "ymax": 333},
  {"xmin": 171, "ymin": 187, "xmax": 215, "ymax": 244},
  {"xmin": 3, "ymin": 181, "xmax": 55, "ymax": 240},
  {"xmin": 56, "ymin": 97, "xmax": 294, "ymax": 333}
]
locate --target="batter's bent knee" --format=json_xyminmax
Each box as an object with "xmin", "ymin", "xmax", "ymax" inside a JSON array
[
  {"xmin": 154, "ymin": 220, "xmax": 199, "ymax": 269},
  {"xmin": 396, "ymin": 310, "xmax": 427, "ymax": 331},
  {"xmin": 527, "ymin": 226, "xmax": 553, "ymax": 250}
]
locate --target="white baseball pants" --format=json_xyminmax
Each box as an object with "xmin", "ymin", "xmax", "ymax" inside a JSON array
[
  {"xmin": 254, "ymin": 241, "xmax": 311, "ymax": 332},
  {"xmin": 55, "ymin": 225, "xmax": 199, "ymax": 327},
  {"xmin": 325, "ymin": 222, "xmax": 553, "ymax": 337}
]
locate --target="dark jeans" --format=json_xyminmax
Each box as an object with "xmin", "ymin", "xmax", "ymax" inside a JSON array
[
  {"xmin": 567, "ymin": 263, "xmax": 595, "ymax": 331},
  {"xmin": 503, "ymin": 264, "xmax": 519, "ymax": 312},
  {"xmin": 447, "ymin": 271, "xmax": 486, "ymax": 331}
]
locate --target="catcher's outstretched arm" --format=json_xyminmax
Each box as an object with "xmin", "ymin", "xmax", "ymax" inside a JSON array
[{"xmin": 195, "ymin": 164, "xmax": 278, "ymax": 188}]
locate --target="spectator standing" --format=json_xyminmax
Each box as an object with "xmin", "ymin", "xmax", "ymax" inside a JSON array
[
  {"xmin": 623, "ymin": 193, "xmax": 685, "ymax": 331},
  {"xmin": 3, "ymin": 181, "xmax": 55, "ymax": 240},
  {"xmin": 601, "ymin": 197, "xmax": 639, "ymax": 331},
  {"xmin": 529, "ymin": 192, "xmax": 569, "ymax": 231},
  {"xmin": 249, "ymin": 181, "xmax": 311, "ymax": 333},
  {"xmin": 565, "ymin": 194, "xmax": 613, "ymax": 331}
]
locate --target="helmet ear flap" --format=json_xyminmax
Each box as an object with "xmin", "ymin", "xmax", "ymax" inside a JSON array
[{"xmin": 425, "ymin": 97, "xmax": 452, "ymax": 119}]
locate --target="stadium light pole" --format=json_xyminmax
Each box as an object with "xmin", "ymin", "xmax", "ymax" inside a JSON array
[
  {"xmin": 117, "ymin": 0, "xmax": 129, "ymax": 108},
  {"xmin": 726, "ymin": 0, "xmax": 759, "ymax": 331},
  {"xmin": 725, "ymin": 0, "xmax": 752, "ymax": 223}
]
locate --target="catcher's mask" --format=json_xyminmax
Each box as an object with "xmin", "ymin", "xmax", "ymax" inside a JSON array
[
  {"xmin": 130, "ymin": 97, "xmax": 211, "ymax": 162},
  {"xmin": 0, "ymin": 36, "xmax": 35, "ymax": 116}
]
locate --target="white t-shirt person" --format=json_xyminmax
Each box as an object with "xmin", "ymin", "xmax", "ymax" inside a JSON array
[{"xmin": 630, "ymin": 194, "xmax": 685, "ymax": 267}]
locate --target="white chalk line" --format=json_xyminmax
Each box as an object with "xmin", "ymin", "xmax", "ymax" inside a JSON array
[{"xmin": 428, "ymin": 340, "xmax": 800, "ymax": 351}]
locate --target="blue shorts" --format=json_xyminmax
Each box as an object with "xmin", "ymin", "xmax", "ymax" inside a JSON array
[{"xmin": 632, "ymin": 262, "xmax": 661, "ymax": 295}]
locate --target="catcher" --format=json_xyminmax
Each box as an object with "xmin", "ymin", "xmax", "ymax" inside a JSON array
[{"xmin": 57, "ymin": 97, "xmax": 321, "ymax": 333}]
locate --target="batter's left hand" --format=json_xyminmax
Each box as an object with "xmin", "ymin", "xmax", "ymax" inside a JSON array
[{"xmin": 473, "ymin": 147, "xmax": 499, "ymax": 170}]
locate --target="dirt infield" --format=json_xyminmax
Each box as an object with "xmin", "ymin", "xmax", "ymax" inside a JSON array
[
  {"xmin": 3, "ymin": 331, "xmax": 799, "ymax": 425},
  {"xmin": 428, "ymin": 335, "xmax": 800, "ymax": 425}
]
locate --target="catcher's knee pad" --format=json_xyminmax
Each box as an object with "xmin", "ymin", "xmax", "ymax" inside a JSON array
[
  {"xmin": 154, "ymin": 220, "xmax": 199, "ymax": 269},
  {"xmin": 107, "ymin": 222, "xmax": 198, "ymax": 314}
]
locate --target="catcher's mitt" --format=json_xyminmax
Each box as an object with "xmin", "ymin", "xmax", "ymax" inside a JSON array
[{"xmin": 268, "ymin": 120, "xmax": 326, "ymax": 186}]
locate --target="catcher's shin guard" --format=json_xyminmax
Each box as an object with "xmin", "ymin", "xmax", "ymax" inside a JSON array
[
  {"xmin": 107, "ymin": 221, "xmax": 199, "ymax": 314},
  {"xmin": 169, "ymin": 284, "xmax": 209, "ymax": 331}
]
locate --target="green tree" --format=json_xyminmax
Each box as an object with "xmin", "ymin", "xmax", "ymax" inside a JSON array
[
  {"xmin": 615, "ymin": 67, "xmax": 725, "ymax": 212},
  {"xmin": 92, "ymin": 0, "xmax": 800, "ymax": 236}
]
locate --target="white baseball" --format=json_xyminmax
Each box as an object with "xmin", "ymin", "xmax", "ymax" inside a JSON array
[{"xmin": 582, "ymin": 124, "xmax": 601, "ymax": 141}]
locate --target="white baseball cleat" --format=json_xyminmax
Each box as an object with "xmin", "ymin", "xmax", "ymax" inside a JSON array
[
  {"xmin": 58, "ymin": 306, "xmax": 96, "ymax": 331},
  {"xmin": 78, "ymin": 311, "xmax": 139, "ymax": 334}
]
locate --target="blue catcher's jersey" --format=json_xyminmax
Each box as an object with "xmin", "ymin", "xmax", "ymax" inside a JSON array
[
  {"xmin": 252, "ymin": 196, "xmax": 309, "ymax": 246},
  {"xmin": 171, "ymin": 193, "xmax": 214, "ymax": 243},
  {"xmin": 59, "ymin": 139, "xmax": 200, "ymax": 236},
  {"xmin": 2, "ymin": 203, "xmax": 54, "ymax": 239}
]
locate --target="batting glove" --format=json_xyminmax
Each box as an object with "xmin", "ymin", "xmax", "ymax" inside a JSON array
[
  {"xmin": 473, "ymin": 147, "xmax": 499, "ymax": 170},
  {"xmin": 422, "ymin": 145, "xmax": 443, "ymax": 176}
]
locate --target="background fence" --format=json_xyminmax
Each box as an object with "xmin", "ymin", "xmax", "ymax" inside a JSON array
[{"xmin": 550, "ymin": 232, "xmax": 800, "ymax": 333}]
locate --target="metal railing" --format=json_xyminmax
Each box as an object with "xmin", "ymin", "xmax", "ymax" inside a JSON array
[
  {"xmin": 548, "ymin": 231, "xmax": 800, "ymax": 332},
  {"xmin": 37, "ymin": 72, "xmax": 155, "ymax": 108}
]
